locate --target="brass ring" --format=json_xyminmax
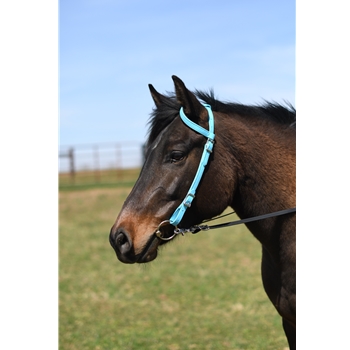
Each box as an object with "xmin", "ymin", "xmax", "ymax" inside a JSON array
[{"xmin": 155, "ymin": 220, "xmax": 177, "ymax": 241}]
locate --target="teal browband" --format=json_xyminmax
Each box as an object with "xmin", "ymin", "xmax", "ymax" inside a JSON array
[{"xmin": 169, "ymin": 104, "xmax": 215, "ymax": 226}]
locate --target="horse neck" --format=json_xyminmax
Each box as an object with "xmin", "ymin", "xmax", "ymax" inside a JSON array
[{"xmin": 217, "ymin": 112, "xmax": 296, "ymax": 245}]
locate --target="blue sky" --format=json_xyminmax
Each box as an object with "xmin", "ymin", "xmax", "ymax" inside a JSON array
[{"xmin": 60, "ymin": 0, "xmax": 295, "ymax": 147}]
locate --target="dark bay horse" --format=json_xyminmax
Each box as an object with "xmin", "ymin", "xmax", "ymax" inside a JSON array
[{"xmin": 110, "ymin": 76, "xmax": 296, "ymax": 349}]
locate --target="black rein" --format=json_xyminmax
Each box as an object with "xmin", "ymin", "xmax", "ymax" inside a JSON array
[{"xmin": 174, "ymin": 207, "xmax": 296, "ymax": 235}]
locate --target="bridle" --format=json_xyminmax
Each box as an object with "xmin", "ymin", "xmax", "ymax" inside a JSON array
[{"xmin": 154, "ymin": 104, "xmax": 296, "ymax": 241}]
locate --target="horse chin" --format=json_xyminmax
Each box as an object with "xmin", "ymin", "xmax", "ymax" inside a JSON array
[
  {"xmin": 114, "ymin": 240, "xmax": 159, "ymax": 264},
  {"xmin": 137, "ymin": 249, "xmax": 158, "ymax": 263},
  {"xmin": 136, "ymin": 227, "xmax": 174, "ymax": 264},
  {"xmin": 135, "ymin": 234, "xmax": 160, "ymax": 264}
]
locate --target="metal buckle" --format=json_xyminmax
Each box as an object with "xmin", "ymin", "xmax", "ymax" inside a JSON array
[{"xmin": 184, "ymin": 193, "xmax": 195, "ymax": 208}]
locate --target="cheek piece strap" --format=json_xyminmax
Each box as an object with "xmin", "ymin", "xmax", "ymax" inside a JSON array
[{"xmin": 169, "ymin": 104, "xmax": 215, "ymax": 226}]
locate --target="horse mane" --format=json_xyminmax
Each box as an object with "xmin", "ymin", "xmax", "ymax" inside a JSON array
[{"xmin": 147, "ymin": 90, "xmax": 296, "ymax": 145}]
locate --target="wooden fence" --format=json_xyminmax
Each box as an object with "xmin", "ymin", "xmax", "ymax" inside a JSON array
[{"xmin": 59, "ymin": 142, "xmax": 143, "ymax": 186}]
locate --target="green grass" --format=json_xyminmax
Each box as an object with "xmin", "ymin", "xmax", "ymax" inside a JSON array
[
  {"xmin": 59, "ymin": 180, "xmax": 289, "ymax": 349},
  {"xmin": 59, "ymin": 168, "xmax": 141, "ymax": 190}
]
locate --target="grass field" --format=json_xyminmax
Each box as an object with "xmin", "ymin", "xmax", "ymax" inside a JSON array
[
  {"xmin": 59, "ymin": 172, "xmax": 289, "ymax": 350},
  {"xmin": 59, "ymin": 168, "xmax": 141, "ymax": 190}
]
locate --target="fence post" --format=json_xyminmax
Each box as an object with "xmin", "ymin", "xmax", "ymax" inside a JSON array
[
  {"xmin": 68, "ymin": 148, "xmax": 75, "ymax": 184},
  {"xmin": 116, "ymin": 144, "xmax": 123, "ymax": 181},
  {"xmin": 94, "ymin": 145, "xmax": 100, "ymax": 183}
]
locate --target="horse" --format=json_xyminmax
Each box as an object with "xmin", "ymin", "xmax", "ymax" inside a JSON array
[{"xmin": 109, "ymin": 76, "xmax": 296, "ymax": 349}]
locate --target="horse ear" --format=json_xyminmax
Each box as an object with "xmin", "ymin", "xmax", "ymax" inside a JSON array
[
  {"xmin": 148, "ymin": 84, "xmax": 166, "ymax": 108},
  {"xmin": 172, "ymin": 75, "xmax": 207, "ymax": 124}
]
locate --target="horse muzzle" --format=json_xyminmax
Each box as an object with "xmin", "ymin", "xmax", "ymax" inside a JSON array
[
  {"xmin": 109, "ymin": 217, "xmax": 179, "ymax": 264},
  {"xmin": 109, "ymin": 224, "xmax": 162, "ymax": 264}
]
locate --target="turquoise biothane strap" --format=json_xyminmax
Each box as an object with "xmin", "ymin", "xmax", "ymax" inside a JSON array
[
  {"xmin": 169, "ymin": 104, "xmax": 215, "ymax": 226},
  {"xmin": 179, "ymin": 105, "xmax": 215, "ymax": 140}
]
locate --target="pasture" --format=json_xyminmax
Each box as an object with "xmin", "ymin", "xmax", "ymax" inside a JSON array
[{"xmin": 59, "ymin": 172, "xmax": 289, "ymax": 349}]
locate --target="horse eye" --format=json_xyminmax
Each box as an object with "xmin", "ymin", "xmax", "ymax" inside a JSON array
[{"xmin": 170, "ymin": 151, "xmax": 185, "ymax": 163}]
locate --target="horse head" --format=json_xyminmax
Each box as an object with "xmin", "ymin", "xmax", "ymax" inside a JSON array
[{"xmin": 109, "ymin": 76, "xmax": 235, "ymax": 263}]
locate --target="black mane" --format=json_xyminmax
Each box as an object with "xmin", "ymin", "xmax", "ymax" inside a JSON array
[{"xmin": 147, "ymin": 90, "xmax": 296, "ymax": 145}]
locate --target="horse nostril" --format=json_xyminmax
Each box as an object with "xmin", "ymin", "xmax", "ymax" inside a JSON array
[{"xmin": 115, "ymin": 230, "xmax": 132, "ymax": 255}]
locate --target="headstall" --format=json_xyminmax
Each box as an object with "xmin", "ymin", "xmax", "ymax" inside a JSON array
[{"xmin": 155, "ymin": 104, "xmax": 296, "ymax": 241}]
